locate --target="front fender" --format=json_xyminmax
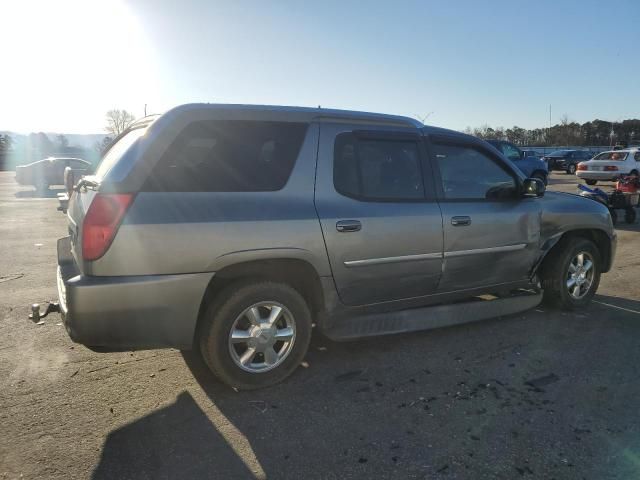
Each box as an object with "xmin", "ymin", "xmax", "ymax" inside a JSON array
[{"xmin": 531, "ymin": 191, "xmax": 616, "ymax": 276}]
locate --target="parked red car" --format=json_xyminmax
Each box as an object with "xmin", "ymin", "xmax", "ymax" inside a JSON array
[{"xmin": 15, "ymin": 157, "xmax": 91, "ymax": 190}]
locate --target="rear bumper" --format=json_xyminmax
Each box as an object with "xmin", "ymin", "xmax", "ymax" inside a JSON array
[
  {"xmin": 57, "ymin": 237, "xmax": 214, "ymax": 350},
  {"xmin": 576, "ymin": 171, "xmax": 618, "ymax": 181}
]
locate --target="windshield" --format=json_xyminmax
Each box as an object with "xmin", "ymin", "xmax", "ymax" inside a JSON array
[
  {"xmin": 94, "ymin": 127, "xmax": 147, "ymax": 179},
  {"xmin": 594, "ymin": 152, "xmax": 628, "ymax": 161}
]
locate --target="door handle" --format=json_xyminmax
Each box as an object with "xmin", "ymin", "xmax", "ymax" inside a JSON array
[
  {"xmin": 336, "ymin": 220, "xmax": 362, "ymax": 232},
  {"xmin": 451, "ymin": 216, "xmax": 471, "ymax": 227}
]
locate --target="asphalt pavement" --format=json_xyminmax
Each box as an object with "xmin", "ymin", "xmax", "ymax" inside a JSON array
[{"xmin": 1, "ymin": 171, "xmax": 639, "ymax": 479}]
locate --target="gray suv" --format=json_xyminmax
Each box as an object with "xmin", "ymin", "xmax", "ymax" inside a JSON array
[{"xmin": 56, "ymin": 104, "xmax": 616, "ymax": 389}]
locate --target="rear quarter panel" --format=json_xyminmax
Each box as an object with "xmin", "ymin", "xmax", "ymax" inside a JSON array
[{"xmin": 88, "ymin": 123, "xmax": 332, "ymax": 278}]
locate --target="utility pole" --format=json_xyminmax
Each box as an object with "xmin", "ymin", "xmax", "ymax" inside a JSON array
[
  {"xmin": 144, "ymin": 104, "xmax": 147, "ymax": 117},
  {"xmin": 548, "ymin": 104, "xmax": 551, "ymax": 146}
]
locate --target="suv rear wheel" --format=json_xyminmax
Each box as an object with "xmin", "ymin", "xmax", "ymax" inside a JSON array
[
  {"xmin": 541, "ymin": 237, "xmax": 601, "ymax": 310},
  {"xmin": 567, "ymin": 163, "xmax": 577, "ymax": 175},
  {"xmin": 198, "ymin": 281, "xmax": 312, "ymax": 390}
]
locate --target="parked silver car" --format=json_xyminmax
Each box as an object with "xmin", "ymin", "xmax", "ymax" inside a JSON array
[
  {"xmin": 55, "ymin": 104, "xmax": 616, "ymax": 389},
  {"xmin": 16, "ymin": 157, "xmax": 91, "ymax": 190},
  {"xmin": 576, "ymin": 149, "xmax": 640, "ymax": 185}
]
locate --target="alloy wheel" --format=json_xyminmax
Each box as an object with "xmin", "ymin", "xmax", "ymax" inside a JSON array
[
  {"xmin": 228, "ymin": 302, "xmax": 296, "ymax": 373},
  {"xmin": 566, "ymin": 252, "xmax": 595, "ymax": 299}
]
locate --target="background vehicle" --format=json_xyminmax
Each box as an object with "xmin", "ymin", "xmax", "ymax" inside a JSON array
[
  {"xmin": 543, "ymin": 150, "xmax": 593, "ymax": 174},
  {"xmin": 576, "ymin": 149, "xmax": 640, "ymax": 185},
  {"xmin": 485, "ymin": 140, "xmax": 549, "ymax": 184},
  {"xmin": 15, "ymin": 157, "xmax": 91, "ymax": 190},
  {"xmin": 56, "ymin": 104, "xmax": 616, "ymax": 390},
  {"xmin": 522, "ymin": 149, "xmax": 544, "ymax": 160}
]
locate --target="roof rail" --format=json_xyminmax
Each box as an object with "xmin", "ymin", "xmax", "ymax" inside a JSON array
[{"xmin": 313, "ymin": 111, "xmax": 422, "ymax": 129}]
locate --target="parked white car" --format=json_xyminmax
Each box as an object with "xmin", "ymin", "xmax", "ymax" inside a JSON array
[{"xmin": 576, "ymin": 148, "xmax": 640, "ymax": 185}]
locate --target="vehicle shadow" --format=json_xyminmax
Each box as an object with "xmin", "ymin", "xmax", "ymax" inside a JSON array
[
  {"xmin": 176, "ymin": 297, "xmax": 640, "ymax": 478},
  {"xmin": 93, "ymin": 294, "xmax": 640, "ymax": 480},
  {"xmin": 92, "ymin": 390, "xmax": 255, "ymax": 479},
  {"xmin": 15, "ymin": 187, "xmax": 65, "ymax": 199}
]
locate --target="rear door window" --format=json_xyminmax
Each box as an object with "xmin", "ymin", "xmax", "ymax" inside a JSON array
[
  {"xmin": 145, "ymin": 121, "xmax": 308, "ymax": 192},
  {"xmin": 333, "ymin": 133, "xmax": 425, "ymax": 201}
]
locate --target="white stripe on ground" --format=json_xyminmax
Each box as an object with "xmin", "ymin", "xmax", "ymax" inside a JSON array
[{"xmin": 593, "ymin": 300, "xmax": 640, "ymax": 315}]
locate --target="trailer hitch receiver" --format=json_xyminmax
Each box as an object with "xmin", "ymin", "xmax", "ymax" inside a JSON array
[{"xmin": 29, "ymin": 302, "xmax": 61, "ymax": 323}]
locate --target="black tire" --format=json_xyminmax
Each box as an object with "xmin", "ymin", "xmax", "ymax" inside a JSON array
[
  {"xmin": 567, "ymin": 164, "xmax": 577, "ymax": 175},
  {"xmin": 198, "ymin": 281, "xmax": 312, "ymax": 390},
  {"xmin": 532, "ymin": 171, "xmax": 547, "ymax": 186},
  {"xmin": 630, "ymin": 169, "xmax": 639, "ymax": 177},
  {"xmin": 625, "ymin": 208, "xmax": 637, "ymax": 224},
  {"xmin": 540, "ymin": 237, "xmax": 601, "ymax": 310},
  {"xmin": 585, "ymin": 180, "xmax": 597, "ymax": 186}
]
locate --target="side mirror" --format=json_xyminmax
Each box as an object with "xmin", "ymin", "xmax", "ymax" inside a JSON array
[{"xmin": 522, "ymin": 178, "xmax": 545, "ymax": 198}]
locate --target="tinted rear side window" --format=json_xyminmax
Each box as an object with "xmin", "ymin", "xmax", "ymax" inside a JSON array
[
  {"xmin": 334, "ymin": 133, "xmax": 425, "ymax": 201},
  {"xmin": 144, "ymin": 121, "xmax": 308, "ymax": 192}
]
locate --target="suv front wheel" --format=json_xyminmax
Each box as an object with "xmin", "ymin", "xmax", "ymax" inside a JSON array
[
  {"xmin": 541, "ymin": 238, "xmax": 601, "ymax": 310},
  {"xmin": 198, "ymin": 281, "xmax": 312, "ymax": 390}
]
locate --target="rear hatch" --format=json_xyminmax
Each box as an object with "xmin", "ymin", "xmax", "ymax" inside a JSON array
[{"xmin": 67, "ymin": 126, "xmax": 149, "ymax": 272}]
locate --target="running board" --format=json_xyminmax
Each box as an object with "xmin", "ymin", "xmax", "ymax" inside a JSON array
[{"xmin": 322, "ymin": 291, "xmax": 542, "ymax": 341}]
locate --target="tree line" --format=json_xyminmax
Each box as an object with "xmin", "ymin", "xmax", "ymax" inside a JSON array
[
  {"xmin": 0, "ymin": 109, "xmax": 138, "ymax": 170},
  {"xmin": 3, "ymin": 110, "xmax": 639, "ymax": 171},
  {"xmin": 464, "ymin": 116, "xmax": 640, "ymax": 147}
]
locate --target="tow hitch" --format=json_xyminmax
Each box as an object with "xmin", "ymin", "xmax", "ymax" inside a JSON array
[{"xmin": 29, "ymin": 302, "xmax": 60, "ymax": 323}]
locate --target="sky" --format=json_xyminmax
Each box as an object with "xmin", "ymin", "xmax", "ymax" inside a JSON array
[{"xmin": 2, "ymin": 0, "xmax": 639, "ymax": 134}]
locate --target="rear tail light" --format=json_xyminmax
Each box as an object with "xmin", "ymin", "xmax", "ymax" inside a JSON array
[
  {"xmin": 577, "ymin": 164, "xmax": 587, "ymax": 171},
  {"xmin": 82, "ymin": 193, "xmax": 134, "ymax": 261},
  {"xmin": 604, "ymin": 166, "xmax": 619, "ymax": 172}
]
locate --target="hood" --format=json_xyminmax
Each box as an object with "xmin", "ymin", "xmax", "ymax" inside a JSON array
[
  {"xmin": 544, "ymin": 190, "xmax": 611, "ymax": 214},
  {"xmin": 540, "ymin": 190, "xmax": 614, "ymax": 236}
]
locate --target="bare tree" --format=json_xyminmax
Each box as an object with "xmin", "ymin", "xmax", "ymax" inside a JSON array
[
  {"xmin": 57, "ymin": 134, "xmax": 69, "ymax": 150},
  {"xmin": 94, "ymin": 136, "xmax": 113, "ymax": 155},
  {"xmin": 105, "ymin": 109, "xmax": 136, "ymax": 136}
]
